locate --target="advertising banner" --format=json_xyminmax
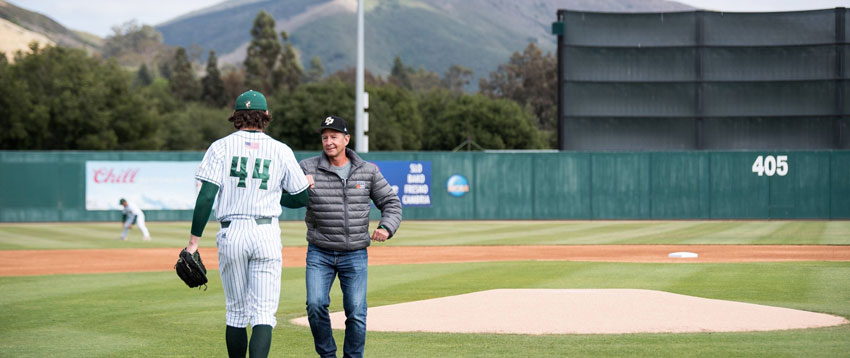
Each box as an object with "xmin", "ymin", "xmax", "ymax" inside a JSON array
[
  {"xmin": 371, "ymin": 161, "xmax": 431, "ymax": 207},
  {"xmin": 86, "ymin": 161, "xmax": 200, "ymax": 210}
]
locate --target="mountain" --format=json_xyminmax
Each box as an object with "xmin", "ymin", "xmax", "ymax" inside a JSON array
[
  {"xmin": 157, "ymin": 0, "xmax": 694, "ymax": 81},
  {"xmin": 0, "ymin": 0, "xmax": 102, "ymax": 58}
]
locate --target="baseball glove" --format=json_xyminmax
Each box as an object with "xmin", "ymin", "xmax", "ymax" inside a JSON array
[{"xmin": 175, "ymin": 248, "xmax": 208, "ymax": 290}]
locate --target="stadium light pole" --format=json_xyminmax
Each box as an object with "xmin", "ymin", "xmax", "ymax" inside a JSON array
[{"xmin": 355, "ymin": 0, "xmax": 368, "ymax": 152}]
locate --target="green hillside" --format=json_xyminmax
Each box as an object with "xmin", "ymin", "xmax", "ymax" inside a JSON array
[
  {"xmin": 156, "ymin": 0, "xmax": 694, "ymax": 80},
  {"xmin": 156, "ymin": 0, "xmax": 317, "ymax": 60},
  {"xmin": 290, "ymin": 3, "xmax": 534, "ymax": 80}
]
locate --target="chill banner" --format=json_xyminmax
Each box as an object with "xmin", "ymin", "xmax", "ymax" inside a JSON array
[
  {"xmin": 371, "ymin": 161, "xmax": 431, "ymax": 207},
  {"xmin": 86, "ymin": 161, "xmax": 200, "ymax": 210}
]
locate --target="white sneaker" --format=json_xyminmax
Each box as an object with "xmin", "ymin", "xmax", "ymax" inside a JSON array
[{"xmin": 142, "ymin": 236, "xmax": 152, "ymax": 241}]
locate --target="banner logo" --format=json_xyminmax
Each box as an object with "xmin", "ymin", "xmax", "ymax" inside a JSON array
[{"xmin": 447, "ymin": 174, "xmax": 469, "ymax": 197}]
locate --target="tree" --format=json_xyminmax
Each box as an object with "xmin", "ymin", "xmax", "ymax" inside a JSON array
[
  {"xmin": 160, "ymin": 102, "xmax": 232, "ymax": 150},
  {"xmin": 365, "ymin": 85, "xmax": 423, "ymax": 150},
  {"xmin": 244, "ymin": 11, "xmax": 281, "ymax": 95},
  {"xmin": 102, "ymin": 21, "xmax": 168, "ymax": 68},
  {"xmin": 274, "ymin": 30, "xmax": 303, "ymax": 93},
  {"xmin": 388, "ymin": 56, "xmax": 443, "ymax": 92},
  {"xmin": 328, "ymin": 67, "xmax": 384, "ymax": 86},
  {"xmin": 442, "ymin": 65, "xmax": 473, "ymax": 94},
  {"xmin": 170, "ymin": 47, "xmax": 200, "ymax": 102},
  {"xmin": 420, "ymin": 89, "xmax": 545, "ymax": 150},
  {"xmin": 409, "ymin": 67, "xmax": 442, "ymax": 92},
  {"xmin": 201, "ymin": 50, "xmax": 227, "ymax": 107},
  {"xmin": 389, "ymin": 56, "xmax": 412, "ymax": 89},
  {"xmin": 158, "ymin": 49, "xmax": 174, "ymax": 80},
  {"xmin": 221, "ymin": 68, "xmax": 247, "ymax": 108},
  {"xmin": 268, "ymin": 79, "xmax": 354, "ymax": 150},
  {"xmin": 0, "ymin": 44, "xmax": 161, "ymax": 149},
  {"xmin": 269, "ymin": 80, "xmax": 425, "ymax": 151},
  {"xmin": 134, "ymin": 64, "xmax": 153, "ymax": 87},
  {"xmin": 479, "ymin": 42, "xmax": 557, "ymax": 147},
  {"xmin": 306, "ymin": 56, "xmax": 324, "ymax": 83}
]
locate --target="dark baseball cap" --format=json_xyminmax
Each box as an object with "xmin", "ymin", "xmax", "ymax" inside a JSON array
[{"xmin": 318, "ymin": 115, "xmax": 348, "ymax": 134}]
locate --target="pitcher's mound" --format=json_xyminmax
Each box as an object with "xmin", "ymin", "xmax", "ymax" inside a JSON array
[{"xmin": 290, "ymin": 289, "xmax": 848, "ymax": 334}]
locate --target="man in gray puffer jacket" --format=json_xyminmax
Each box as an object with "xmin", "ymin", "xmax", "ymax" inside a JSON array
[{"xmin": 298, "ymin": 115, "xmax": 401, "ymax": 358}]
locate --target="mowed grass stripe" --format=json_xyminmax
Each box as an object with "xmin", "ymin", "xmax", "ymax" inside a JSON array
[
  {"xmin": 823, "ymin": 222, "xmax": 850, "ymax": 242},
  {"xmin": 710, "ymin": 221, "xmax": 789, "ymax": 243},
  {"xmin": 756, "ymin": 221, "xmax": 827, "ymax": 245},
  {"xmin": 390, "ymin": 221, "xmax": 585, "ymax": 245},
  {"xmin": 527, "ymin": 221, "xmax": 720, "ymax": 245},
  {"xmin": 567, "ymin": 221, "xmax": 715, "ymax": 244},
  {"xmin": 1, "ymin": 221, "xmax": 850, "ymax": 250}
]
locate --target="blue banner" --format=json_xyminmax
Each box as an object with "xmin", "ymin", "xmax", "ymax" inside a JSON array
[{"xmin": 371, "ymin": 161, "xmax": 431, "ymax": 207}]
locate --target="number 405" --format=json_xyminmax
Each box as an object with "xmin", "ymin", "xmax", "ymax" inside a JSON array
[{"xmin": 752, "ymin": 155, "xmax": 788, "ymax": 177}]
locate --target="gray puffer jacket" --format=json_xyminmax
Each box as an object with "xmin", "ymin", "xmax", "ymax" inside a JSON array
[{"xmin": 300, "ymin": 148, "xmax": 402, "ymax": 251}]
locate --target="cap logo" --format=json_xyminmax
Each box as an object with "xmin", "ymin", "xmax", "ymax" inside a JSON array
[
  {"xmin": 245, "ymin": 100, "xmax": 251, "ymax": 109},
  {"xmin": 324, "ymin": 117, "xmax": 334, "ymax": 125}
]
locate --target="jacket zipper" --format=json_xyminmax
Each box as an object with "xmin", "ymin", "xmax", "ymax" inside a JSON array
[{"xmin": 342, "ymin": 177, "xmax": 349, "ymax": 250}]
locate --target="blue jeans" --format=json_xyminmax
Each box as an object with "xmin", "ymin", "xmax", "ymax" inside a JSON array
[{"xmin": 306, "ymin": 244, "xmax": 368, "ymax": 358}]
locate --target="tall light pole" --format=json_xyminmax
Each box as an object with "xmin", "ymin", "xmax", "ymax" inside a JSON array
[{"xmin": 355, "ymin": 0, "xmax": 368, "ymax": 152}]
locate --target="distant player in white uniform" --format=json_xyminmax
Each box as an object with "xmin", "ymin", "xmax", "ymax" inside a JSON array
[
  {"xmin": 118, "ymin": 198, "xmax": 150, "ymax": 241},
  {"xmin": 184, "ymin": 90, "xmax": 310, "ymax": 358}
]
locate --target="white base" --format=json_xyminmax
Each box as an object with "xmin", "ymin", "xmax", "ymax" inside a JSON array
[{"xmin": 668, "ymin": 251, "xmax": 699, "ymax": 258}]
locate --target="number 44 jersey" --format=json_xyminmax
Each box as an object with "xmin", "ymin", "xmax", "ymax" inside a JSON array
[{"xmin": 196, "ymin": 130, "xmax": 310, "ymax": 221}]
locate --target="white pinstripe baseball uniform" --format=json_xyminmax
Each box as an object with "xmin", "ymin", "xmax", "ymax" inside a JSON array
[{"xmin": 196, "ymin": 130, "xmax": 309, "ymax": 328}]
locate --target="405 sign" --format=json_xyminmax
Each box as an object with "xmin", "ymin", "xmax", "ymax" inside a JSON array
[{"xmin": 752, "ymin": 155, "xmax": 788, "ymax": 177}]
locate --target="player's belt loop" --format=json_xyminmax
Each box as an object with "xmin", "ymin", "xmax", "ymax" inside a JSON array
[{"xmin": 220, "ymin": 221, "xmax": 231, "ymax": 228}]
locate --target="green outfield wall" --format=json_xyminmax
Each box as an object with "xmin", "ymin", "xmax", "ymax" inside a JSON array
[{"xmin": 1, "ymin": 150, "xmax": 848, "ymax": 222}]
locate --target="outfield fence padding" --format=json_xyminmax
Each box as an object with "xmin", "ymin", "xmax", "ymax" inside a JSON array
[{"xmin": 1, "ymin": 151, "xmax": 848, "ymax": 222}]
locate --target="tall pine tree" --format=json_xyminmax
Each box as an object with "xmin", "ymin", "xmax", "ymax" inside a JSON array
[
  {"xmin": 244, "ymin": 11, "xmax": 280, "ymax": 95},
  {"xmin": 134, "ymin": 63, "xmax": 153, "ymax": 87},
  {"xmin": 170, "ymin": 47, "xmax": 200, "ymax": 101},
  {"xmin": 274, "ymin": 30, "xmax": 303, "ymax": 93},
  {"xmin": 201, "ymin": 50, "xmax": 227, "ymax": 107},
  {"xmin": 389, "ymin": 56, "xmax": 412, "ymax": 90},
  {"xmin": 306, "ymin": 56, "xmax": 324, "ymax": 83}
]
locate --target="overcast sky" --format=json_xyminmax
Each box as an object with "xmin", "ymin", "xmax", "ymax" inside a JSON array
[{"xmin": 13, "ymin": 0, "xmax": 850, "ymax": 38}]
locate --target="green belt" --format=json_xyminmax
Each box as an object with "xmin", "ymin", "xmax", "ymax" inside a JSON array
[{"xmin": 220, "ymin": 217, "xmax": 272, "ymax": 228}]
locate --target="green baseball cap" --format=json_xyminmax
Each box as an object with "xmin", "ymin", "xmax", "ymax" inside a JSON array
[{"xmin": 234, "ymin": 90, "xmax": 268, "ymax": 111}]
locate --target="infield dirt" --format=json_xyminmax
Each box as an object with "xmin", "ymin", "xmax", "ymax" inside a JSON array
[{"xmin": 2, "ymin": 244, "xmax": 849, "ymax": 276}]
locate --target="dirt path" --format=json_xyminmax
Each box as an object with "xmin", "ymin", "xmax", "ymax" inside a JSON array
[{"xmin": 2, "ymin": 245, "xmax": 849, "ymax": 276}]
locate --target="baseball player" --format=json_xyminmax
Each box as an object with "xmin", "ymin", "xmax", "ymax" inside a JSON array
[
  {"xmin": 184, "ymin": 90, "xmax": 310, "ymax": 358},
  {"xmin": 118, "ymin": 198, "xmax": 150, "ymax": 241}
]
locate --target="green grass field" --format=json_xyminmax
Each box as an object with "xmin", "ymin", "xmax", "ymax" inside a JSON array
[
  {"xmin": 1, "ymin": 220, "xmax": 849, "ymax": 357},
  {"xmin": 1, "ymin": 220, "xmax": 849, "ymax": 250}
]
